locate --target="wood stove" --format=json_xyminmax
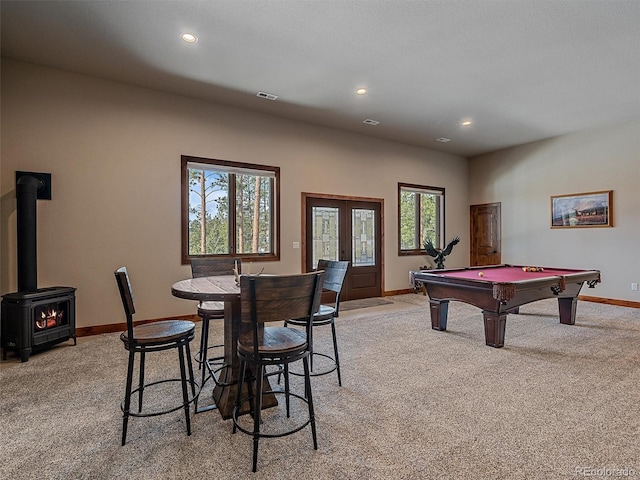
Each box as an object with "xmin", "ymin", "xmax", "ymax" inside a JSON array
[
  {"xmin": 0, "ymin": 171, "xmax": 77, "ymax": 362},
  {"xmin": 2, "ymin": 287, "xmax": 76, "ymax": 362}
]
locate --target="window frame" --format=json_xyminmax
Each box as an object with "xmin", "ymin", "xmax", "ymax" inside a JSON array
[
  {"xmin": 397, "ymin": 182, "xmax": 445, "ymax": 256},
  {"xmin": 181, "ymin": 155, "xmax": 280, "ymax": 264}
]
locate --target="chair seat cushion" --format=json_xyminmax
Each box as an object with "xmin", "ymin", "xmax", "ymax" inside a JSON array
[
  {"xmin": 198, "ymin": 301, "xmax": 225, "ymax": 317},
  {"xmin": 121, "ymin": 320, "xmax": 195, "ymax": 344},
  {"xmin": 288, "ymin": 304, "xmax": 336, "ymax": 326},
  {"xmin": 314, "ymin": 304, "xmax": 336, "ymax": 320},
  {"xmin": 238, "ymin": 327, "xmax": 307, "ymax": 356}
]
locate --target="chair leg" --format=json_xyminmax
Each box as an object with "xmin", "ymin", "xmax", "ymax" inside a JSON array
[
  {"xmin": 284, "ymin": 364, "xmax": 291, "ymax": 417},
  {"xmin": 277, "ymin": 320, "xmax": 288, "ymax": 384},
  {"xmin": 331, "ymin": 321, "xmax": 342, "ymax": 386},
  {"xmin": 233, "ymin": 360, "xmax": 247, "ymax": 434},
  {"xmin": 198, "ymin": 315, "xmax": 210, "ymax": 371},
  {"xmin": 246, "ymin": 367, "xmax": 256, "ymax": 421},
  {"xmin": 178, "ymin": 345, "xmax": 192, "ymax": 436},
  {"xmin": 122, "ymin": 351, "xmax": 135, "ymax": 446},
  {"xmin": 186, "ymin": 342, "xmax": 197, "ymax": 398},
  {"xmin": 194, "ymin": 317, "xmax": 207, "ymax": 412},
  {"xmin": 252, "ymin": 364, "xmax": 265, "ymax": 473},
  {"xmin": 302, "ymin": 355, "xmax": 318, "ymax": 450},
  {"xmin": 200, "ymin": 316, "xmax": 210, "ymax": 375},
  {"xmin": 138, "ymin": 351, "xmax": 145, "ymax": 413}
]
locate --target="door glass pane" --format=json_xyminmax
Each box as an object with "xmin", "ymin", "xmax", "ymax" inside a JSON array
[
  {"xmin": 311, "ymin": 206, "xmax": 339, "ymax": 268},
  {"xmin": 352, "ymin": 209, "xmax": 375, "ymax": 266}
]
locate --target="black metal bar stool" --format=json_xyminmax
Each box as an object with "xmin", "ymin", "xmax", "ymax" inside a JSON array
[
  {"xmin": 115, "ymin": 267, "xmax": 199, "ymax": 445},
  {"xmin": 285, "ymin": 259, "xmax": 348, "ymax": 385},
  {"xmin": 232, "ymin": 271, "xmax": 324, "ymax": 472}
]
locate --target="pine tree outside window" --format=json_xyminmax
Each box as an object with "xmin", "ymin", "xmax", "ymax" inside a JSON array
[
  {"xmin": 398, "ymin": 183, "xmax": 445, "ymax": 255},
  {"xmin": 181, "ymin": 156, "xmax": 279, "ymax": 264}
]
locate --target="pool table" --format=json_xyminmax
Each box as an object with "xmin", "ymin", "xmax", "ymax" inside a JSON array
[{"xmin": 412, "ymin": 264, "xmax": 601, "ymax": 348}]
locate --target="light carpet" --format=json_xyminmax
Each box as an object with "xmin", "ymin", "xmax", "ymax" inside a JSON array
[{"xmin": 1, "ymin": 295, "xmax": 638, "ymax": 479}]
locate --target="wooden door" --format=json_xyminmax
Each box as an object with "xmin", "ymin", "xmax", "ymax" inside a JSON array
[
  {"xmin": 470, "ymin": 202, "xmax": 501, "ymax": 266},
  {"xmin": 303, "ymin": 195, "xmax": 382, "ymax": 300}
]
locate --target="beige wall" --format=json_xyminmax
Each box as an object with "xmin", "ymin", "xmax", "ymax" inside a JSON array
[
  {"xmin": 1, "ymin": 59, "xmax": 469, "ymax": 328},
  {"xmin": 469, "ymin": 121, "xmax": 640, "ymax": 303}
]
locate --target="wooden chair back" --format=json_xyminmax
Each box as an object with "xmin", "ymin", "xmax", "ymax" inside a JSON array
[
  {"xmin": 240, "ymin": 272, "xmax": 324, "ymax": 354},
  {"xmin": 114, "ymin": 266, "xmax": 136, "ymax": 344},
  {"xmin": 316, "ymin": 260, "xmax": 349, "ymax": 314},
  {"xmin": 191, "ymin": 258, "xmax": 241, "ymax": 278}
]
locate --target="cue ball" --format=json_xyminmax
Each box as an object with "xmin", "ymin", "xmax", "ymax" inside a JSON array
[{"xmin": 478, "ymin": 272, "xmax": 484, "ymax": 277}]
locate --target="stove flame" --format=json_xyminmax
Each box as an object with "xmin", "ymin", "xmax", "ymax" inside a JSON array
[{"xmin": 35, "ymin": 307, "xmax": 64, "ymax": 330}]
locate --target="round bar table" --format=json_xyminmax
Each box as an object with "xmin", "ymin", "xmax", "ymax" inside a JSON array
[{"xmin": 171, "ymin": 275, "xmax": 277, "ymax": 419}]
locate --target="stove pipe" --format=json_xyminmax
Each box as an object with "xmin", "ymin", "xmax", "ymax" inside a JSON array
[{"xmin": 16, "ymin": 175, "xmax": 44, "ymax": 292}]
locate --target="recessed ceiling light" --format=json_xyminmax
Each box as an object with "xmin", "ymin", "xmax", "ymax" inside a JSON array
[
  {"xmin": 180, "ymin": 32, "xmax": 198, "ymax": 43},
  {"xmin": 436, "ymin": 137, "xmax": 451, "ymax": 143},
  {"xmin": 461, "ymin": 120, "xmax": 473, "ymax": 126},
  {"xmin": 363, "ymin": 119, "xmax": 379, "ymax": 125},
  {"xmin": 356, "ymin": 88, "xmax": 367, "ymax": 95}
]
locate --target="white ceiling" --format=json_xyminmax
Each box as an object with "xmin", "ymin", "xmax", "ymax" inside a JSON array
[{"xmin": 2, "ymin": 0, "xmax": 639, "ymax": 157}]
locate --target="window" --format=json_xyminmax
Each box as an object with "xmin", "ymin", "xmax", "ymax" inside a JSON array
[
  {"xmin": 398, "ymin": 182, "xmax": 445, "ymax": 255},
  {"xmin": 181, "ymin": 156, "xmax": 280, "ymax": 264}
]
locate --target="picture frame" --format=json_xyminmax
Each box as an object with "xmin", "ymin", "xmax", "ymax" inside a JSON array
[{"xmin": 550, "ymin": 190, "xmax": 613, "ymax": 228}]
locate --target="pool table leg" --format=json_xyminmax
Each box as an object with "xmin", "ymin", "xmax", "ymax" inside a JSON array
[
  {"xmin": 482, "ymin": 311, "xmax": 507, "ymax": 348},
  {"xmin": 429, "ymin": 300, "xmax": 449, "ymax": 331},
  {"xmin": 558, "ymin": 297, "xmax": 578, "ymax": 325}
]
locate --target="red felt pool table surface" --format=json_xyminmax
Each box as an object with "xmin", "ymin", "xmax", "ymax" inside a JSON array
[
  {"xmin": 438, "ymin": 265, "xmax": 584, "ymax": 283},
  {"xmin": 412, "ymin": 264, "xmax": 601, "ymax": 348}
]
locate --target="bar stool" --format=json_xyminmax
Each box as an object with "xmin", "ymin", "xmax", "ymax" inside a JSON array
[
  {"xmin": 114, "ymin": 267, "xmax": 199, "ymax": 445},
  {"xmin": 232, "ymin": 271, "xmax": 324, "ymax": 472},
  {"xmin": 285, "ymin": 259, "xmax": 348, "ymax": 385}
]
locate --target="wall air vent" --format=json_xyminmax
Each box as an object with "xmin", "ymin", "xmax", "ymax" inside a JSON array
[
  {"xmin": 363, "ymin": 119, "xmax": 380, "ymax": 125},
  {"xmin": 256, "ymin": 91, "xmax": 278, "ymax": 101}
]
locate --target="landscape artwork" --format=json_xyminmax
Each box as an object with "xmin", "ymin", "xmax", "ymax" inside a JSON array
[{"xmin": 551, "ymin": 190, "xmax": 613, "ymax": 228}]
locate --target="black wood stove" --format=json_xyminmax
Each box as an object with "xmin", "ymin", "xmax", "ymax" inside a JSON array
[
  {"xmin": 2, "ymin": 287, "xmax": 76, "ymax": 362},
  {"xmin": 1, "ymin": 172, "xmax": 76, "ymax": 362}
]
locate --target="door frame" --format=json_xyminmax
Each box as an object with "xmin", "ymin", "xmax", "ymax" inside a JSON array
[{"xmin": 301, "ymin": 192, "xmax": 385, "ymax": 297}]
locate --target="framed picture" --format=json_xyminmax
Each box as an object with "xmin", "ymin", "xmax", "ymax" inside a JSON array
[{"xmin": 550, "ymin": 190, "xmax": 613, "ymax": 228}]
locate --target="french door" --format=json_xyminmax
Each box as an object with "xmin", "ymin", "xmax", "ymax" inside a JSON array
[{"xmin": 303, "ymin": 194, "xmax": 382, "ymax": 301}]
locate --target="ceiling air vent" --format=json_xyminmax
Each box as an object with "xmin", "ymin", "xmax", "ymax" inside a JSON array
[
  {"xmin": 256, "ymin": 91, "xmax": 278, "ymax": 101},
  {"xmin": 363, "ymin": 119, "xmax": 380, "ymax": 125}
]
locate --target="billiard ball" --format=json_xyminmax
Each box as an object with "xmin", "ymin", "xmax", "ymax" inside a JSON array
[{"xmin": 478, "ymin": 272, "xmax": 484, "ymax": 277}]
